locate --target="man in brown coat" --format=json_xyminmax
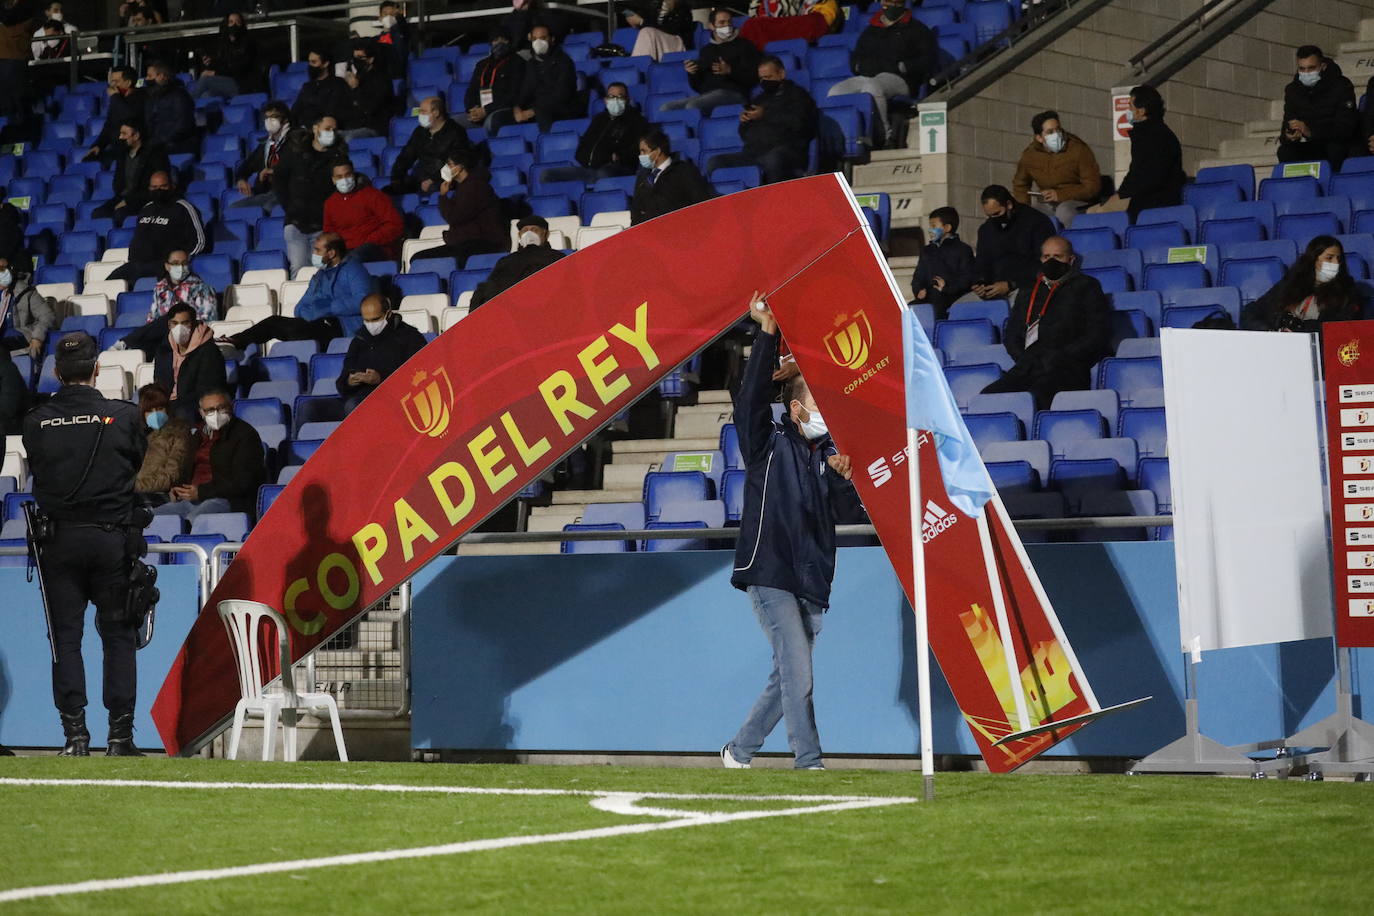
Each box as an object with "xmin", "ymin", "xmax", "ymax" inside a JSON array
[{"xmin": 1012, "ymin": 110, "xmax": 1102, "ymax": 229}]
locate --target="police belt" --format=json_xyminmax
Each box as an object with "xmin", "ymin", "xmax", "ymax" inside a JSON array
[{"xmin": 45, "ymin": 513, "xmax": 143, "ymax": 533}]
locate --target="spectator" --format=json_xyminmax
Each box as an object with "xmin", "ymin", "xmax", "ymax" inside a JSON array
[
  {"xmin": 1277, "ymin": 45, "xmax": 1359, "ymax": 170},
  {"xmin": 413, "ymin": 149, "xmax": 510, "ymax": 268},
  {"xmin": 274, "ymin": 115, "xmax": 350, "ymax": 277},
  {"xmin": 374, "ymin": 0, "xmax": 410, "ymax": 81},
  {"xmin": 0, "ymin": 196, "xmax": 28, "ymax": 266},
  {"xmin": 109, "ymin": 171, "xmax": 207, "ymax": 284},
  {"xmin": 340, "ymin": 39, "xmax": 395, "ymax": 140},
  {"xmin": 83, "ymin": 68, "xmax": 145, "ymax": 164},
  {"xmin": 291, "ymin": 47, "xmax": 350, "ymax": 129},
  {"xmin": 971, "ymin": 184, "xmax": 1054, "ymax": 300},
  {"xmin": 1363, "ymin": 76, "xmax": 1374, "ymax": 157},
  {"xmin": 662, "ymin": 8, "xmax": 760, "ymax": 115},
  {"xmin": 1012, "ymin": 110, "xmax": 1102, "ymax": 228},
  {"xmin": 223, "ymin": 233, "xmax": 373, "ymax": 349},
  {"xmin": 541, "ymin": 82, "xmax": 646, "ymax": 184},
  {"xmin": 92, "ymin": 120, "xmax": 170, "ymax": 226},
  {"xmin": 826, "ymin": 0, "xmax": 935, "ymax": 148},
  {"xmin": 30, "ymin": 0, "xmax": 73, "ymax": 57},
  {"xmin": 471, "ymin": 215, "xmax": 565, "ymax": 308},
  {"xmin": 323, "ymin": 160, "xmax": 404, "ymax": 262},
  {"xmin": 336, "ymin": 293, "xmax": 427, "ymax": 413},
  {"xmin": 134, "ymin": 381, "xmax": 193, "ymax": 506},
  {"xmin": 465, "ymin": 27, "xmax": 526, "ymax": 135},
  {"xmin": 0, "ymin": 255, "xmax": 54, "ymax": 358},
  {"xmin": 740, "ymin": 0, "xmax": 839, "ymax": 50},
  {"xmin": 152, "ymin": 303, "xmax": 228, "ymax": 422},
  {"xmin": 0, "ymin": 0, "xmax": 40, "ymax": 126},
  {"xmin": 707, "ymin": 56, "xmax": 817, "ymax": 185},
  {"xmin": 30, "ymin": 18, "xmax": 69, "ymax": 99},
  {"xmin": 911, "ymin": 206, "xmax": 973, "ymax": 319},
  {"xmin": 1092, "ymin": 84, "xmax": 1184, "ymax": 218},
  {"xmin": 230, "ymin": 100, "xmax": 293, "ymax": 212},
  {"xmin": 0, "ymin": 347, "xmax": 25, "ymax": 441},
  {"xmin": 981, "ymin": 235, "xmax": 1111, "ymax": 410},
  {"xmin": 512, "ymin": 25, "xmax": 580, "ymax": 132},
  {"xmin": 630, "ymin": 127, "xmax": 713, "ymax": 225},
  {"xmin": 115, "ymin": 250, "xmax": 217, "ymax": 357},
  {"xmin": 143, "ymin": 60, "xmax": 198, "ymax": 155},
  {"xmin": 190, "ymin": 12, "xmax": 260, "ymax": 100},
  {"xmin": 622, "ymin": 0, "xmax": 694, "ymax": 61},
  {"xmin": 150, "ymin": 387, "xmax": 265, "ymax": 522},
  {"xmin": 1241, "ymin": 235, "xmax": 1363, "ymax": 332},
  {"xmin": 388, "ymin": 96, "xmax": 470, "ymax": 195},
  {"xmin": 500, "ymin": 0, "xmax": 567, "ymax": 52}
]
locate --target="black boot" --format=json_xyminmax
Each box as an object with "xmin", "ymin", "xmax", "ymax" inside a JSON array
[
  {"xmin": 58, "ymin": 711, "xmax": 90, "ymax": 757},
  {"xmin": 106, "ymin": 713, "xmax": 144, "ymax": 757}
]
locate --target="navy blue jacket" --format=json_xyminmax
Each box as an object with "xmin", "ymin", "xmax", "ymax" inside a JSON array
[{"xmin": 730, "ymin": 330, "xmax": 861, "ymax": 608}]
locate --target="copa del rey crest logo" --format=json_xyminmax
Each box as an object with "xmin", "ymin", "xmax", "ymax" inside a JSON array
[
  {"xmin": 824, "ymin": 309, "xmax": 873, "ymax": 370},
  {"xmin": 1339, "ymin": 339, "xmax": 1361, "ymax": 367},
  {"xmin": 401, "ymin": 366, "xmax": 455, "ymax": 438}
]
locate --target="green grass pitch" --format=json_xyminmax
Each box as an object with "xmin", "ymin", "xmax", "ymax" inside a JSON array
[{"xmin": 0, "ymin": 757, "xmax": 1370, "ymax": 914}]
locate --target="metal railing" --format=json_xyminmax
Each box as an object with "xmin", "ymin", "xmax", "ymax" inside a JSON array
[{"xmin": 1121, "ymin": 0, "xmax": 1280, "ymax": 87}]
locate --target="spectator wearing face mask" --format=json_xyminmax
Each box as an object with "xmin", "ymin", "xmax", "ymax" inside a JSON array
[
  {"xmin": 1092, "ymin": 84, "xmax": 1184, "ymax": 219},
  {"xmin": 374, "ymin": 1, "xmax": 410, "ymax": 81},
  {"xmin": 230, "ymin": 101, "xmax": 293, "ymax": 212},
  {"xmin": 143, "ymin": 60, "xmax": 198, "ymax": 155},
  {"xmin": 388, "ymin": 96, "xmax": 470, "ymax": 195},
  {"xmin": 981, "ymin": 235, "xmax": 1111, "ymax": 410},
  {"xmin": 707, "ymin": 56, "xmax": 817, "ymax": 185},
  {"xmin": 1278, "ymin": 45, "xmax": 1360, "ymax": 170},
  {"xmin": 541, "ymin": 82, "xmax": 647, "ymax": 184},
  {"xmin": 911, "ymin": 207, "xmax": 973, "ymax": 319},
  {"xmin": 501, "ymin": 0, "xmax": 567, "ymax": 52},
  {"xmin": 1012, "ymin": 110, "xmax": 1101, "ymax": 229},
  {"xmin": 152, "ymin": 303, "xmax": 228, "ymax": 423},
  {"xmin": 412, "ymin": 149, "xmax": 510, "ymax": 268},
  {"xmin": 826, "ymin": 0, "xmax": 935, "ymax": 148},
  {"xmin": 134, "ymin": 381, "xmax": 194, "ymax": 507},
  {"xmin": 971, "ymin": 184, "xmax": 1053, "ymax": 301},
  {"xmin": 337, "ymin": 294, "xmax": 427, "ymax": 413},
  {"xmin": 190, "ymin": 12, "xmax": 260, "ymax": 100},
  {"xmin": 114, "ymin": 250, "xmax": 217, "ymax": 358},
  {"xmin": 323, "ymin": 160, "xmax": 404, "ymax": 262},
  {"xmin": 84, "ymin": 69, "xmax": 145, "ymax": 164},
  {"xmin": 662, "ymin": 8, "xmax": 760, "ymax": 115},
  {"xmin": 92, "ymin": 120, "xmax": 170, "ymax": 225},
  {"xmin": 110, "ymin": 172, "xmax": 207, "ymax": 284},
  {"xmin": 1241, "ymin": 236, "xmax": 1364, "ymax": 333},
  {"xmin": 291, "ymin": 48, "xmax": 350, "ymax": 129},
  {"xmin": 340, "ymin": 39, "xmax": 395, "ymax": 140},
  {"xmin": 465, "ymin": 27, "xmax": 527, "ymax": 135},
  {"xmin": 0, "ymin": 254, "xmax": 55, "ymax": 359},
  {"xmin": 630, "ymin": 127, "xmax": 713, "ymax": 225},
  {"xmin": 274, "ymin": 115, "xmax": 351, "ymax": 277},
  {"xmin": 622, "ymin": 0, "xmax": 695, "ymax": 61},
  {"xmin": 470, "ymin": 215, "xmax": 566, "ymax": 309},
  {"xmin": 512, "ymin": 25, "xmax": 581, "ymax": 132},
  {"xmin": 150, "ymin": 387, "xmax": 265, "ymax": 522},
  {"xmin": 30, "ymin": 1, "xmax": 73, "ymax": 57}
]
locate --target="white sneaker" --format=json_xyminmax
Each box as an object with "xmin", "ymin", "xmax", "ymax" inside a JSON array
[
  {"xmin": 801, "ymin": 764, "xmax": 826, "ymax": 770},
  {"xmin": 721, "ymin": 744, "xmax": 750, "ymax": 769}
]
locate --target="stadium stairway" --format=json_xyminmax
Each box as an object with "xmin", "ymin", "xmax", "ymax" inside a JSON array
[{"xmin": 852, "ymin": 148, "xmax": 924, "ymax": 232}]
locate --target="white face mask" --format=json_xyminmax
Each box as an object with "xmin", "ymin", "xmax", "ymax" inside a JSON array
[
  {"xmin": 638, "ymin": 152, "xmax": 654, "ymax": 170},
  {"xmin": 202, "ymin": 409, "xmax": 230, "ymax": 432},
  {"xmin": 380, "ymin": 14, "xmax": 396, "ymax": 28},
  {"xmin": 335, "ymin": 176, "xmax": 355, "ymax": 193},
  {"xmin": 1317, "ymin": 260, "xmax": 1340, "ymax": 283},
  {"xmin": 0, "ymin": 270, "xmax": 12, "ymax": 288},
  {"xmin": 519, "ymin": 230, "xmax": 542, "ymax": 248},
  {"xmin": 317, "ymin": 129, "xmax": 336, "ymax": 147},
  {"xmin": 364, "ymin": 317, "xmax": 388, "ymax": 336},
  {"xmin": 714, "ymin": 25, "xmax": 733, "ymax": 39},
  {"xmin": 264, "ymin": 117, "xmax": 282, "ymax": 135},
  {"xmin": 1043, "ymin": 130, "xmax": 1065, "ymax": 153},
  {"xmin": 605, "ymin": 97, "xmax": 626, "ymax": 117},
  {"xmin": 312, "ymin": 252, "xmax": 327, "ymax": 268},
  {"xmin": 418, "ymin": 113, "xmax": 432, "ymax": 129},
  {"xmin": 170, "ymin": 323, "xmax": 191, "ymax": 345},
  {"xmin": 531, "ymin": 38, "xmax": 550, "ymax": 56},
  {"xmin": 1298, "ymin": 70, "xmax": 1321, "ymax": 87},
  {"xmin": 798, "ymin": 407, "xmax": 828, "ymax": 440},
  {"xmin": 49, "ymin": 10, "xmax": 61, "ymax": 21},
  {"xmin": 440, "ymin": 164, "xmax": 454, "ymax": 182},
  {"xmin": 167, "ymin": 264, "xmax": 187, "ymax": 282}
]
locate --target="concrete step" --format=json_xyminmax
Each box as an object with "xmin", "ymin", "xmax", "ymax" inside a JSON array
[
  {"xmin": 698, "ymin": 389, "xmax": 731, "ymax": 405},
  {"xmin": 674, "ymin": 407, "xmax": 732, "ymax": 439},
  {"xmin": 851, "ymin": 152, "xmax": 922, "ymax": 190},
  {"xmin": 1269, "ymin": 98, "xmax": 1284, "ymax": 120},
  {"xmin": 1361, "ymin": 18, "xmax": 1374, "ymax": 43},
  {"xmin": 602, "ymin": 462, "xmax": 652, "ymax": 489},
  {"xmin": 853, "ymin": 186, "xmax": 923, "ymax": 229},
  {"xmin": 612, "ymin": 436, "xmax": 720, "ymax": 455},
  {"xmin": 888, "ymin": 255, "xmax": 919, "ymax": 272},
  {"xmin": 1244, "ymin": 120, "xmax": 1280, "ymax": 139},
  {"xmin": 551, "ymin": 488, "xmax": 643, "ymax": 505},
  {"xmin": 1196, "ymin": 155, "xmax": 1274, "ymax": 172},
  {"xmin": 1334, "ymin": 51, "xmax": 1374, "ymax": 86},
  {"xmin": 528, "ymin": 514, "xmax": 581, "ymax": 532},
  {"xmin": 1218, "ymin": 136, "xmax": 1278, "ymax": 159}
]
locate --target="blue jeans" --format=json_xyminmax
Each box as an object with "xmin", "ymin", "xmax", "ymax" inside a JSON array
[
  {"xmin": 150, "ymin": 497, "xmax": 233, "ymax": 523},
  {"xmin": 284, "ymin": 224, "xmax": 319, "ymax": 279},
  {"xmin": 727, "ymin": 585, "xmax": 824, "ymax": 768},
  {"xmin": 659, "ymin": 88, "xmax": 745, "ymax": 115}
]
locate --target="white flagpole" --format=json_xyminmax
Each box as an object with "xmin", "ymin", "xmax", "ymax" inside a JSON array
[
  {"xmin": 906, "ymin": 427, "xmax": 935, "ymax": 802},
  {"xmin": 975, "ymin": 513, "xmax": 1032, "ymax": 732}
]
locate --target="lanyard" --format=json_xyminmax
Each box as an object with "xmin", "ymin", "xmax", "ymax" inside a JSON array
[
  {"xmin": 1024, "ymin": 277, "xmax": 1062, "ymax": 327},
  {"xmin": 480, "ymin": 57, "xmax": 510, "ymax": 89}
]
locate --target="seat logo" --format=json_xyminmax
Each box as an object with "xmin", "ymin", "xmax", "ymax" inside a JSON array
[
  {"xmin": 824, "ymin": 310, "xmax": 872, "ymax": 370},
  {"xmin": 401, "ymin": 367, "xmax": 455, "ymax": 438},
  {"xmin": 1339, "ymin": 339, "xmax": 1361, "ymax": 367}
]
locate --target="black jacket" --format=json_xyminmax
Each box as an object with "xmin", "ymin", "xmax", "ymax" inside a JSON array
[
  {"xmin": 464, "ymin": 52, "xmax": 527, "ymax": 115},
  {"xmin": 439, "ymin": 168, "xmax": 508, "ymax": 250},
  {"xmin": 336, "ymin": 312, "xmax": 427, "ymax": 399},
  {"xmin": 23, "ymin": 384, "xmax": 146, "ymax": 524},
  {"xmin": 911, "ymin": 233, "xmax": 974, "ymax": 316},
  {"xmin": 516, "ymin": 48, "xmax": 581, "ymax": 119},
  {"xmin": 274, "ymin": 136, "xmax": 351, "ymax": 233},
  {"xmin": 92, "ymin": 87, "xmax": 146, "ymax": 154},
  {"xmin": 144, "ymin": 82, "xmax": 198, "ymax": 154},
  {"xmin": 153, "ymin": 338, "xmax": 229, "ymax": 422},
  {"xmin": 690, "ymin": 35, "xmax": 760, "ymax": 96},
  {"xmin": 576, "ymin": 107, "xmax": 648, "ymax": 170},
  {"xmin": 741, "ymin": 79, "xmax": 817, "ymax": 158},
  {"xmin": 187, "ymin": 416, "xmax": 266, "ymax": 515},
  {"xmin": 1240, "ymin": 277, "xmax": 1363, "ymax": 332},
  {"xmin": 112, "ymin": 143, "xmax": 172, "ymax": 210},
  {"xmin": 0, "ymin": 199, "xmax": 26, "ymax": 265},
  {"xmin": 0, "ymin": 347, "xmax": 27, "ymax": 442},
  {"xmin": 391, "ymin": 119, "xmax": 470, "ymax": 188},
  {"xmin": 852, "ymin": 14, "xmax": 936, "ymax": 93},
  {"xmin": 233, "ymin": 128, "xmax": 296, "ymax": 194},
  {"xmin": 291, "ymin": 74, "xmax": 351, "ymax": 128},
  {"xmin": 343, "ymin": 63, "xmax": 395, "ymax": 135},
  {"xmin": 730, "ymin": 330, "xmax": 861, "ymax": 607},
  {"xmin": 471, "ymin": 244, "xmax": 566, "ymax": 308},
  {"xmin": 1117, "ymin": 116, "xmax": 1185, "ymax": 217},
  {"xmin": 202, "ymin": 32, "xmax": 262, "ymax": 92},
  {"xmin": 973, "ymin": 203, "xmax": 1054, "ymax": 291},
  {"xmin": 630, "ymin": 156, "xmax": 714, "ymax": 225},
  {"xmin": 129, "ymin": 197, "xmax": 208, "ymax": 264},
  {"xmin": 1002, "ymin": 268, "xmax": 1112, "ymax": 374},
  {"xmin": 1280, "ymin": 60, "xmax": 1360, "ymax": 157}
]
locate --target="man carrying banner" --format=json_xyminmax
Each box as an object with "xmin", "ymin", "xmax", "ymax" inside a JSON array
[{"xmin": 722, "ymin": 292, "xmax": 862, "ymax": 771}]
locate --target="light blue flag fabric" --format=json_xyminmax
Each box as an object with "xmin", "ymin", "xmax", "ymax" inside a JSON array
[{"xmin": 901, "ymin": 306, "xmax": 996, "ymax": 519}]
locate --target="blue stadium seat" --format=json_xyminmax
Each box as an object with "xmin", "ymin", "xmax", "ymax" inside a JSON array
[
  {"xmin": 247, "ymin": 380, "xmax": 300, "ymax": 402},
  {"xmin": 1111, "ymin": 290, "xmax": 1163, "ymax": 328},
  {"xmin": 1119, "ymin": 407, "xmax": 1167, "ymax": 458},
  {"xmin": 170, "ymin": 533, "xmax": 226, "ymax": 563},
  {"xmin": 965, "ymin": 0, "xmax": 1012, "ymax": 42},
  {"xmin": 643, "ymin": 471, "xmax": 711, "ymax": 520},
  {"xmin": 1082, "ymin": 265, "xmax": 1132, "ymax": 294},
  {"xmin": 1142, "ymin": 262, "xmax": 1209, "ymax": 305},
  {"xmin": 252, "ymin": 423, "xmax": 289, "ymax": 454},
  {"xmin": 662, "ymin": 450, "xmax": 725, "ymax": 496},
  {"xmin": 722, "ymin": 469, "xmax": 746, "ymax": 523},
  {"xmin": 1072, "ymin": 211, "xmax": 1129, "ymax": 239},
  {"xmin": 1258, "ymin": 176, "xmax": 1323, "ymax": 214},
  {"xmin": 284, "ymin": 438, "xmax": 324, "ymax": 465},
  {"xmin": 1219, "ymin": 238, "xmax": 1298, "ymax": 265},
  {"xmin": 256, "ymin": 483, "xmax": 285, "ymax": 520},
  {"xmin": 309, "ymin": 353, "xmax": 345, "ymax": 388},
  {"xmin": 190, "ymin": 512, "xmax": 251, "ymax": 541},
  {"xmin": 658, "ymin": 498, "xmax": 727, "ymax": 528},
  {"xmin": 1050, "ymin": 389, "xmax": 1119, "ymax": 431},
  {"xmin": 1337, "ymin": 233, "xmax": 1374, "ymax": 270},
  {"xmin": 981, "ymin": 440, "xmax": 1051, "ymax": 485},
  {"xmin": 253, "ymin": 354, "xmax": 304, "ymax": 389},
  {"xmin": 1276, "ymin": 211, "xmax": 1342, "ymax": 243},
  {"xmin": 1200, "ymin": 216, "xmax": 1266, "ymax": 246},
  {"xmin": 1341, "ymin": 156, "xmax": 1374, "ymax": 173},
  {"xmin": 986, "ymin": 460, "xmax": 1038, "ymax": 494},
  {"xmin": 1063, "ymin": 437, "xmax": 1140, "ymax": 482},
  {"xmin": 720, "ymin": 423, "xmax": 742, "ymax": 470},
  {"xmin": 236, "ymin": 397, "xmax": 287, "ymax": 429},
  {"xmin": 269, "ymin": 340, "xmax": 319, "ymax": 365},
  {"xmin": 1183, "ymin": 180, "xmax": 1245, "ymax": 222},
  {"xmin": 293, "ymin": 394, "xmax": 344, "ymax": 435},
  {"xmin": 933, "ymin": 317, "xmax": 997, "ymax": 353},
  {"xmin": 1049, "ymin": 458, "xmax": 1125, "ymax": 515},
  {"xmin": 699, "ymin": 117, "xmax": 743, "ymax": 152},
  {"xmin": 964, "ymin": 411, "xmax": 1023, "ymax": 450},
  {"xmin": 1167, "ymin": 285, "xmax": 1242, "ymax": 326},
  {"xmin": 582, "ymin": 502, "xmax": 646, "ymax": 530},
  {"xmin": 967, "ymin": 391, "xmax": 1035, "ymax": 431},
  {"xmin": 1194, "ymin": 164, "xmax": 1255, "ymax": 200},
  {"xmin": 1097, "ymin": 356, "xmax": 1162, "ymax": 405},
  {"xmin": 1076, "ymin": 490, "xmax": 1158, "ymax": 541},
  {"xmin": 297, "ymin": 420, "xmax": 341, "ymax": 440},
  {"xmin": 1000, "ymin": 492, "xmax": 1066, "ymax": 538},
  {"xmin": 242, "ymin": 249, "xmax": 288, "ymax": 273},
  {"xmin": 1134, "ymin": 205, "xmax": 1197, "ymax": 241},
  {"xmin": 1138, "ymin": 456, "xmax": 1171, "ymax": 512},
  {"xmin": 943, "ymin": 363, "xmax": 1003, "ymax": 410},
  {"xmin": 1032, "ymin": 409, "xmax": 1107, "ymax": 458},
  {"xmin": 144, "ymin": 514, "xmax": 185, "ymax": 542},
  {"xmin": 1219, "ymin": 256, "xmax": 1286, "ymax": 303},
  {"xmin": 1061, "ymin": 226, "xmax": 1118, "ymax": 253},
  {"xmin": 1269, "ymin": 160, "xmax": 1332, "ymax": 188},
  {"xmin": 561, "ymin": 523, "xmax": 632, "ymax": 554},
  {"xmin": 947, "ymin": 343, "xmax": 1011, "ymax": 371},
  {"xmin": 1331, "ymin": 173, "xmax": 1374, "ymax": 212},
  {"xmin": 394, "ymin": 272, "xmax": 443, "ymax": 297},
  {"xmin": 643, "ymin": 520, "xmax": 711, "ymax": 552},
  {"xmin": 1081, "ymin": 249, "xmax": 1143, "ymax": 288},
  {"xmin": 195, "ymin": 254, "xmax": 235, "ymax": 293},
  {"xmin": 948, "ymin": 299, "xmax": 1010, "ymax": 327}
]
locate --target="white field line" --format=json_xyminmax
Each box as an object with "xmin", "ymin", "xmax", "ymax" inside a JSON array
[{"xmin": 0, "ymin": 788, "xmax": 914, "ymax": 904}]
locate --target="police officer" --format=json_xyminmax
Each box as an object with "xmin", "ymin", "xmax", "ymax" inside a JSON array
[{"xmin": 22, "ymin": 332, "xmax": 148, "ymax": 756}]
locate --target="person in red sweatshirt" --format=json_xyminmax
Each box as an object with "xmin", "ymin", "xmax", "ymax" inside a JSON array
[{"xmin": 322, "ymin": 160, "xmax": 404, "ymax": 262}]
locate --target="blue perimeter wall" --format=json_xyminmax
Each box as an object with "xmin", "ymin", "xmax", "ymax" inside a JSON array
[{"xmin": 1, "ymin": 544, "xmax": 1371, "ymax": 757}]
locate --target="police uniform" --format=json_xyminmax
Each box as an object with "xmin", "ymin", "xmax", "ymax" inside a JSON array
[{"xmin": 22, "ymin": 333, "xmax": 147, "ymax": 756}]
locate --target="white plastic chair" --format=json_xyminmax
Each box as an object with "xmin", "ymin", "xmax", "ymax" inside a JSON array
[
  {"xmin": 401, "ymin": 238, "xmax": 445, "ymax": 272},
  {"xmin": 218, "ymin": 599, "xmax": 348, "ymax": 762},
  {"xmin": 575, "ymin": 225, "xmax": 622, "ymax": 249}
]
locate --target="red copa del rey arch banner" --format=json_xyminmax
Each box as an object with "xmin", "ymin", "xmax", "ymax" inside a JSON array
[{"xmin": 153, "ymin": 175, "xmax": 1106, "ymax": 766}]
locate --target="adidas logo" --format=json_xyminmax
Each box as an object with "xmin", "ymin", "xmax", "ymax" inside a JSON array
[{"xmin": 921, "ymin": 500, "xmax": 958, "ymax": 543}]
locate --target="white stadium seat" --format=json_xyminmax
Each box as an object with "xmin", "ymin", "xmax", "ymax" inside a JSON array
[
  {"xmin": 83, "ymin": 261, "xmax": 120, "ymax": 286},
  {"xmin": 401, "ymin": 238, "xmax": 445, "ymax": 272},
  {"xmin": 101, "ymin": 247, "xmax": 129, "ymax": 263},
  {"xmin": 97, "ymin": 349, "xmax": 145, "ymax": 378},
  {"xmin": 133, "ymin": 363, "xmax": 156, "ymax": 389},
  {"xmin": 4, "ymin": 435, "xmax": 23, "ymax": 457},
  {"xmin": 400, "ymin": 293, "xmax": 449, "ymax": 324},
  {"xmin": 397, "ymin": 309, "xmax": 434, "ymax": 334},
  {"xmin": 35, "ymin": 282, "xmax": 75, "ymax": 302},
  {"xmin": 83, "ymin": 278, "xmax": 128, "ymax": 300},
  {"xmin": 67, "ymin": 293, "xmax": 111, "ymax": 319},
  {"xmin": 239, "ymin": 268, "xmax": 289, "ymax": 293},
  {"xmin": 590, "ymin": 210, "xmax": 630, "ymax": 228},
  {"xmin": 278, "ymin": 280, "xmax": 311, "ymax": 317},
  {"xmin": 440, "ymin": 306, "xmax": 467, "ymax": 332},
  {"xmin": 2, "ymin": 451, "xmax": 28, "ymax": 489},
  {"xmin": 224, "ymin": 303, "xmax": 272, "ymax": 324},
  {"xmin": 575, "ymin": 226, "xmax": 622, "ymax": 249},
  {"xmin": 228, "ymin": 283, "xmax": 276, "ymax": 312}
]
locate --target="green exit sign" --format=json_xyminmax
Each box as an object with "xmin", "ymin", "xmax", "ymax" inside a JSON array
[{"xmin": 919, "ymin": 112, "xmax": 945, "ymax": 126}]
